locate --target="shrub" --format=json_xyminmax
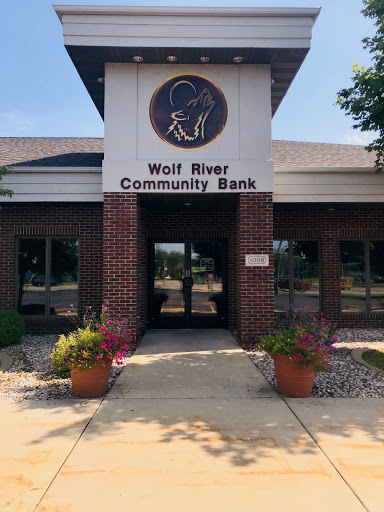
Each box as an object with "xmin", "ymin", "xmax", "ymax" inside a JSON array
[
  {"xmin": 0, "ymin": 310, "xmax": 25, "ymax": 347},
  {"xmin": 50, "ymin": 327, "xmax": 104, "ymax": 377},
  {"xmin": 253, "ymin": 314, "xmax": 338, "ymax": 373},
  {"xmin": 50, "ymin": 303, "xmax": 134, "ymax": 378}
]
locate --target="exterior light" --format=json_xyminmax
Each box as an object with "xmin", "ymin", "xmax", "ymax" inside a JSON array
[
  {"xmin": 271, "ymin": 78, "xmax": 276, "ymax": 85},
  {"xmin": 328, "ymin": 208, "xmax": 336, "ymax": 211},
  {"xmin": 184, "ymin": 202, "xmax": 192, "ymax": 206},
  {"xmin": 200, "ymin": 56, "xmax": 210, "ymax": 63},
  {"xmin": 96, "ymin": 77, "xmax": 105, "ymax": 84},
  {"xmin": 167, "ymin": 55, "xmax": 177, "ymax": 62},
  {"xmin": 133, "ymin": 56, "xmax": 143, "ymax": 63},
  {"xmin": 233, "ymin": 56, "xmax": 243, "ymax": 63}
]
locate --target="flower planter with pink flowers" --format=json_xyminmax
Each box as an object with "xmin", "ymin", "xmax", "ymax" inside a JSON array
[
  {"xmin": 253, "ymin": 312, "xmax": 338, "ymax": 398},
  {"xmin": 50, "ymin": 303, "xmax": 134, "ymax": 398}
]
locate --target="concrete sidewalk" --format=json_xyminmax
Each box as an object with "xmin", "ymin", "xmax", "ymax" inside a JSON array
[{"xmin": 1, "ymin": 330, "xmax": 384, "ymax": 511}]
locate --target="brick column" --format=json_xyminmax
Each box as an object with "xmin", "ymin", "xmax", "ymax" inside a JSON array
[
  {"xmin": 237, "ymin": 193, "xmax": 274, "ymax": 348},
  {"xmin": 0, "ymin": 205, "xmax": 15, "ymax": 310},
  {"xmin": 321, "ymin": 230, "xmax": 341, "ymax": 323},
  {"xmin": 103, "ymin": 193, "xmax": 140, "ymax": 343}
]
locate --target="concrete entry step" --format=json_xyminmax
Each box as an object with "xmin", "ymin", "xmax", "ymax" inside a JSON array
[{"xmin": 108, "ymin": 329, "xmax": 277, "ymax": 399}]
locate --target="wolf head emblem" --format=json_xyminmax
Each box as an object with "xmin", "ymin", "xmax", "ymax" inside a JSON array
[
  {"xmin": 166, "ymin": 81, "xmax": 216, "ymax": 142},
  {"xmin": 150, "ymin": 74, "xmax": 227, "ymax": 150}
]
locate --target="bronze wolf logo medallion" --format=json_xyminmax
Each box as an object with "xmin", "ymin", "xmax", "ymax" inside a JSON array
[{"xmin": 149, "ymin": 74, "xmax": 228, "ymax": 150}]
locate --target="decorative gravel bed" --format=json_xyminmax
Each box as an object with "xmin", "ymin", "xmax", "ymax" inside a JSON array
[
  {"xmin": 2, "ymin": 329, "xmax": 384, "ymax": 400},
  {"xmin": 248, "ymin": 328, "xmax": 384, "ymax": 398},
  {"xmin": 0, "ymin": 334, "xmax": 133, "ymax": 401}
]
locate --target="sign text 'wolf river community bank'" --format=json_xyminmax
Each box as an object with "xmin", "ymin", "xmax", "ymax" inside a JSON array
[{"xmin": 120, "ymin": 162, "xmax": 258, "ymax": 193}]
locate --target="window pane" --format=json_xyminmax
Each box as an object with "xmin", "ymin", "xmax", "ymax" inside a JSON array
[
  {"xmin": 152, "ymin": 243, "xmax": 185, "ymax": 319},
  {"xmin": 370, "ymin": 240, "xmax": 384, "ymax": 312},
  {"xmin": 274, "ymin": 240, "xmax": 289, "ymax": 312},
  {"xmin": 18, "ymin": 239, "xmax": 46, "ymax": 315},
  {"xmin": 50, "ymin": 239, "xmax": 79, "ymax": 316},
  {"xmin": 191, "ymin": 241, "xmax": 224, "ymax": 319},
  {"xmin": 340, "ymin": 241, "xmax": 366, "ymax": 312},
  {"xmin": 293, "ymin": 241, "xmax": 319, "ymax": 311}
]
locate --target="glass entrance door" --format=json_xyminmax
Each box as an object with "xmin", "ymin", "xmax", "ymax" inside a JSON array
[{"xmin": 149, "ymin": 240, "xmax": 227, "ymax": 328}]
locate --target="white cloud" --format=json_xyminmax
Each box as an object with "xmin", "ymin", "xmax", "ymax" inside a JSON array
[
  {"xmin": 339, "ymin": 131, "xmax": 378, "ymax": 146},
  {"xmin": 0, "ymin": 110, "xmax": 46, "ymax": 135}
]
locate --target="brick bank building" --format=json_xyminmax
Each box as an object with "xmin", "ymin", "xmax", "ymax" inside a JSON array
[{"xmin": 1, "ymin": 6, "xmax": 384, "ymax": 347}]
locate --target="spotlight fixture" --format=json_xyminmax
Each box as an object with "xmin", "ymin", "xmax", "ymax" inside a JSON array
[
  {"xmin": 96, "ymin": 77, "xmax": 105, "ymax": 84},
  {"xmin": 328, "ymin": 208, "xmax": 336, "ymax": 211},
  {"xmin": 167, "ymin": 55, "xmax": 177, "ymax": 62},
  {"xmin": 133, "ymin": 55, "xmax": 143, "ymax": 63},
  {"xmin": 200, "ymin": 56, "xmax": 210, "ymax": 63},
  {"xmin": 184, "ymin": 202, "xmax": 192, "ymax": 206},
  {"xmin": 233, "ymin": 56, "xmax": 243, "ymax": 63},
  {"xmin": 271, "ymin": 78, "xmax": 276, "ymax": 85}
]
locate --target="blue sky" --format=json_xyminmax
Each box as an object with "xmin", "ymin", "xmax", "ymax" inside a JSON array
[{"xmin": 1, "ymin": 0, "xmax": 376, "ymax": 144}]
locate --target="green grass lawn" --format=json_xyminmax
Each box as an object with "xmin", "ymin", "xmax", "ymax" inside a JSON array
[{"xmin": 362, "ymin": 349, "xmax": 384, "ymax": 371}]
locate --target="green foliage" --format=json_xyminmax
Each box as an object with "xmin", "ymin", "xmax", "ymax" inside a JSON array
[
  {"xmin": 253, "ymin": 314, "xmax": 338, "ymax": 373},
  {"xmin": 0, "ymin": 167, "xmax": 14, "ymax": 205},
  {"xmin": 50, "ymin": 303, "xmax": 134, "ymax": 378},
  {"xmin": 50, "ymin": 327, "xmax": 105, "ymax": 377},
  {"xmin": 336, "ymin": 0, "xmax": 384, "ymax": 172},
  {"xmin": 361, "ymin": 348, "xmax": 384, "ymax": 370},
  {"xmin": 0, "ymin": 310, "xmax": 25, "ymax": 347}
]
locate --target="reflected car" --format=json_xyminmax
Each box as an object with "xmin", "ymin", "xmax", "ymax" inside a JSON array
[
  {"xmin": 277, "ymin": 279, "xmax": 310, "ymax": 292},
  {"xmin": 31, "ymin": 275, "xmax": 62, "ymax": 287}
]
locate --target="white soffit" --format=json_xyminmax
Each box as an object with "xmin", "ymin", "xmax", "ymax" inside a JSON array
[{"xmin": 53, "ymin": 5, "xmax": 320, "ymax": 117}]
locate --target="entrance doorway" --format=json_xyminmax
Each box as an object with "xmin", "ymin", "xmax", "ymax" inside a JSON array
[{"xmin": 149, "ymin": 239, "xmax": 227, "ymax": 328}]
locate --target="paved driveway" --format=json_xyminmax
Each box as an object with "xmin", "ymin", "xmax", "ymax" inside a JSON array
[{"xmin": 1, "ymin": 330, "xmax": 383, "ymax": 511}]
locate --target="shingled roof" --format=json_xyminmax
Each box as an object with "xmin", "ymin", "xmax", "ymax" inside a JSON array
[
  {"xmin": 0, "ymin": 138, "xmax": 104, "ymax": 167},
  {"xmin": 0, "ymin": 137, "xmax": 377, "ymax": 168}
]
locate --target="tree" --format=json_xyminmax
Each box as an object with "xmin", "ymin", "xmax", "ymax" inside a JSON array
[
  {"xmin": 336, "ymin": 0, "xmax": 384, "ymax": 172},
  {"xmin": 0, "ymin": 166, "xmax": 14, "ymax": 203}
]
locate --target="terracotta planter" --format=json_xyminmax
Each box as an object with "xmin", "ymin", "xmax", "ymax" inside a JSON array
[
  {"xmin": 272, "ymin": 354, "xmax": 315, "ymax": 398},
  {"xmin": 70, "ymin": 359, "xmax": 112, "ymax": 398}
]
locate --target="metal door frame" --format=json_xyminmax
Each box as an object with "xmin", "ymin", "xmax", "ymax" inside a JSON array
[{"xmin": 148, "ymin": 238, "xmax": 228, "ymax": 329}]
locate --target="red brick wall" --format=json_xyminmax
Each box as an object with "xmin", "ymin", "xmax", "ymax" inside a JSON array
[
  {"xmin": 237, "ymin": 193, "xmax": 274, "ymax": 347},
  {"xmin": 103, "ymin": 193, "xmax": 142, "ymax": 343},
  {"xmin": 0, "ymin": 202, "xmax": 103, "ymax": 333},
  {"xmin": 4, "ymin": 199, "xmax": 382, "ymax": 337},
  {"xmin": 274, "ymin": 206, "xmax": 384, "ymax": 327}
]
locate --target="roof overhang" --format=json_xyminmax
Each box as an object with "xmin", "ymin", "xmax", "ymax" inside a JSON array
[{"xmin": 54, "ymin": 5, "xmax": 320, "ymax": 118}]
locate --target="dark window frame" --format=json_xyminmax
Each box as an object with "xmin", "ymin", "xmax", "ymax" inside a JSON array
[
  {"xmin": 274, "ymin": 239, "xmax": 321, "ymax": 312},
  {"xmin": 15, "ymin": 236, "xmax": 79, "ymax": 317},
  {"xmin": 340, "ymin": 239, "xmax": 384, "ymax": 315}
]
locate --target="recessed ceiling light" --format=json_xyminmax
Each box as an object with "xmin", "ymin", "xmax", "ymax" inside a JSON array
[
  {"xmin": 200, "ymin": 56, "xmax": 210, "ymax": 63},
  {"xmin": 96, "ymin": 77, "xmax": 105, "ymax": 84},
  {"xmin": 167, "ymin": 55, "xmax": 177, "ymax": 62},
  {"xmin": 233, "ymin": 56, "xmax": 243, "ymax": 63},
  {"xmin": 271, "ymin": 78, "xmax": 276, "ymax": 85},
  {"xmin": 133, "ymin": 56, "xmax": 143, "ymax": 63}
]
